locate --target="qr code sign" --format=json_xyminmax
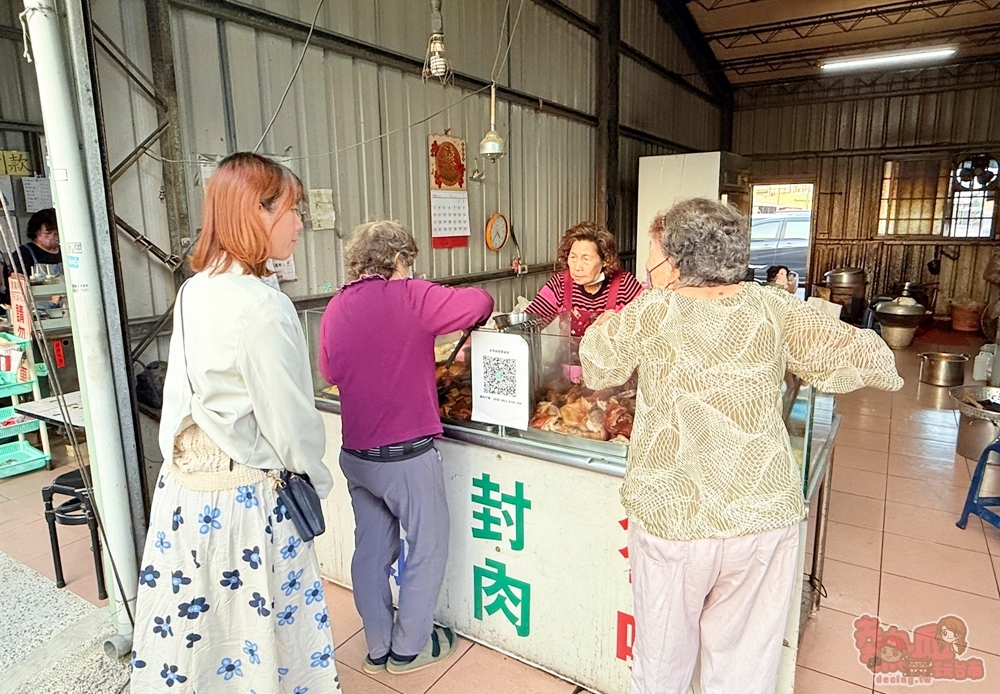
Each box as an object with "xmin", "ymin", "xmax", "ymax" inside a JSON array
[{"xmin": 484, "ymin": 356, "xmax": 517, "ymax": 397}]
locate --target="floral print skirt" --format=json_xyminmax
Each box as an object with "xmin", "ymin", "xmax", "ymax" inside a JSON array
[{"xmin": 130, "ymin": 469, "xmax": 341, "ymax": 693}]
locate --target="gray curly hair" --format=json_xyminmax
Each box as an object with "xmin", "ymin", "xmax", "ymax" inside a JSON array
[
  {"xmin": 649, "ymin": 198, "xmax": 749, "ymax": 287},
  {"xmin": 344, "ymin": 220, "xmax": 419, "ymax": 281}
]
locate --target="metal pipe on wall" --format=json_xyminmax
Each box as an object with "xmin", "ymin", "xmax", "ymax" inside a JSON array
[{"xmin": 22, "ymin": 0, "xmax": 138, "ymax": 634}]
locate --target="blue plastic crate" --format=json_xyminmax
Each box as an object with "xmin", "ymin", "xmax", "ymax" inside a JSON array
[{"xmin": 0, "ymin": 441, "xmax": 49, "ymax": 479}]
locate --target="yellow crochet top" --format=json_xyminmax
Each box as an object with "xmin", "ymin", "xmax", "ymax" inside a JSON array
[{"xmin": 580, "ymin": 282, "xmax": 902, "ymax": 541}]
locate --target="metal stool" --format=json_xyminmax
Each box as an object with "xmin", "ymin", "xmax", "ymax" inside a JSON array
[
  {"xmin": 953, "ymin": 386, "xmax": 1000, "ymax": 533},
  {"xmin": 41, "ymin": 466, "xmax": 108, "ymax": 600},
  {"xmin": 958, "ymin": 438, "xmax": 1000, "ymax": 531}
]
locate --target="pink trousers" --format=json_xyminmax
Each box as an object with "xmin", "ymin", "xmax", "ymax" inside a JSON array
[{"xmin": 628, "ymin": 522, "xmax": 800, "ymax": 694}]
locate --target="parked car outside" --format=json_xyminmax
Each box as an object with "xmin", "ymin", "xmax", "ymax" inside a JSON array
[{"xmin": 748, "ymin": 211, "xmax": 811, "ymax": 284}]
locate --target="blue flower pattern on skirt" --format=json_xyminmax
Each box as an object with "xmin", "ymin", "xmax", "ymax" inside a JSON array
[
  {"xmin": 199, "ymin": 506, "xmax": 222, "ymax": 534},
  {"xmin": 155, "ymin": 532, "xmax": 171, "ymax": 554},
  {"xmin": 217, "ymin": 657, "xmax": 243, "ymax": 680},
  {"xmin": 153, "ymin": 616, "xmax": 174, "ymax": 638},
  {"xmin": 171, "ymin": 570, "xmax": 192, "ymax": 595},
  {"xmin": 132, "ymin": 471, "xmax": 340, "ymax": 691},
  {"xmin": 310, "ymin": 646, "xmax": 334, "ymax": 669},
  {"xmin": 244, "ymin": 640, "xmax": 261, "ymax": 665},
  {"xmin": 177, "ymin": 596, "xmax": 210, "ymax": 620},
  {"xmin": 220, "ymin": 569, "xmax": 243, "ymax": 590},
  {"xmin": 237, "ymin": 485, "xmax": 259, "ymax": 509},
  {"xmin": 243, "ymin": 546, "xmax": 262, "ymax": 570},
  {"xmin": 160, "ymin": 663, "xmax": 187, "ymax": 687},
  {"xmin": 281, "ymin": 536, "xmax": 301, "ymax": 560},
  {"xmin": 304, "ymin": 581, "xmax": 324, "ymax": 606},
  {"xmin": 282, "ymin": 569, "xmax": 304, "ymax": 596},
  {"xmin": 139, "ymin": 565, "xmax": 160, "ymax": 588},
  {"xmin": 277, "ymin": 605, "xmax": 298, "ymax": 627}
]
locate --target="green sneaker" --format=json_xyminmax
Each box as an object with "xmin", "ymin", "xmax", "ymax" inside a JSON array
[
  {"xmin": 386, "ymin": 626, "xmax": 457, "ymax": 675},
  {"xmin": 363, "ymin": 654, "xmax": 388, "ymax": 674}
]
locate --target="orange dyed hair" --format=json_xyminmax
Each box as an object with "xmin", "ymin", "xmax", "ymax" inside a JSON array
[{"xmin": 190, "ymin": 152, "xmax": 303, "ymax": 277}]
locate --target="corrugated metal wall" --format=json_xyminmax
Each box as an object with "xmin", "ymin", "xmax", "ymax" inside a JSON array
[
  {"xmin": 617, "ymin": 135, "xmax": 679, "ymax": 263},
  {"xmin": 0, "ymin": 6, "xmax": 41, "ymax": 150},
  {"xmin": 733, "ymin": 65, "xmax": 1000, "ymax": 314},
  {"xmin": 0, "ymin": 0, "xmax": 721, "ymax": 359}
]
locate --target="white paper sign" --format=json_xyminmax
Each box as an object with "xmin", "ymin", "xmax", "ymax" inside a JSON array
[
  {"xmin": 471, "ymin": 331, "xmax": 531, "ymax": 430},
  {"xmin": 272, "ymin": 257, "xmax": 297, "ymax": 282},
  {"xmin": 22, "ymin": 177, "xmax": 52, "ymax": 213},
  {"xmin": 308, "ymin": 188, "xmax": 336, "ymax": 229},
  {"xmin": 430, "ymin": 189, "xmax": 471, "ymax": 238},
  {"xmin": 0, "ymin": 176, "xmax": 13, "ymax": 213},
  {"xmin": 198, "ymin": 154, "xmax": 225, "ymax": 186}
]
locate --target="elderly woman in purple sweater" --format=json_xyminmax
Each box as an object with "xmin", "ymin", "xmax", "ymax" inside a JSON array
[{"xmin": 319, "ymin": 220, "xmax": 494, "ymax": 675}]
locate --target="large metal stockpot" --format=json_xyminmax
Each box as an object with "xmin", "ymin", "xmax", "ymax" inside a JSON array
[{"xmin": 919, "ymin": 352, "xmax": 969, "ymax": 387}]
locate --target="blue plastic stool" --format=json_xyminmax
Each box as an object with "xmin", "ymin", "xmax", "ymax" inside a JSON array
[{"xmin": 957, "ymin": 438, "xmax": 1000, "ymax": 531}]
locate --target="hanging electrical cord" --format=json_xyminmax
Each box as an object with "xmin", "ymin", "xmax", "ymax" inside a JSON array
[
  {"xmin": 252, "ymin": 0, "xmax": 327, "ymax": 154},
  {"xmin": 492, "ymin": 0, "xmax": 526, "ymax": 85},
  {"xmin": 489, "ymin": 0, "xmax": 512, "ymax": 84},
  {"xmin": 0, "ymin": 195, "xmax": 135, "ymax": 628}
]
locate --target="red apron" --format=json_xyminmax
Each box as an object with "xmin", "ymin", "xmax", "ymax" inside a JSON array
[{"xmin": 560, "ymin": 269, "xmax": 623, "ymax": 337}]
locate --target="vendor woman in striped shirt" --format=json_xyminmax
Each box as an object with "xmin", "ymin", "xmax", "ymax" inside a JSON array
[{"xmin": 525, "ymin": 222, "xmax": 643, "ymax": 337}]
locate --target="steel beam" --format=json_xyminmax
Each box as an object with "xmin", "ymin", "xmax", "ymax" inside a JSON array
[
  {"xmin": 109, "ymin": 121, "xmax": 168, "ymax": 182},
  {"xmin": 721, "ymin": 23, "xmax": 1000, "ymax": 76},
  {"xmin": 596, "ymin": 0, "xmax": 621, "ymax": 234},
  {"xmin": 706, "ymin": 0, "xmax": 1000, "ymax": 49},
  {"xmin": 146, "ymin": 0, "xmax": 192, "ymax": 284}
]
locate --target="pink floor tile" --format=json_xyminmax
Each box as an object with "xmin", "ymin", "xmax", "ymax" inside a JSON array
[
  {"xmin": 885, "ymin": 476, "xmax": 968, "ymax": 515},
  {"xmin": 798, "ymin": 607, "xmax": 876, "ymax": 689},
  {"xmin": 425, "ymin": 645, "xmax": 575, "ymax": 694},
  {"xmin": 838, "ymin": 429, "xmax": 891, "ymax": 454},
  {"xmin": 828, "ymin": 491, "xmax": 886, "ymax": 531},
  {"xmin": 877, "ymin": 573, "xmax": 1000, "ymax": 658},
  {"xmin": 0, "ymin": 497, "xmax": 42, "ymax": 532},
  {"xmin": 889, "ymin": 437, "xmax": 960, "ymax": 462},
  {"xmin": 832, "ymin": 467, "xmax": 888, "ymax": 500},
  {"xmin": 873, "ymin": 647, "xmax": 999, "ymax": 693},
  {"xmin": 887, "ymin": 453, "xmax": 971, "ymax": 488},
  {"xmin": 881, "ymin": 533, "xmax": 1000, "ymax": 600},
  {"xmin": 336, "ymin": 629, "xmax": 473, "ymax": 694},
  {"xmin": 337, "ymin": 665, "xmax": 404, "ymax": 694},
  {"xmin": 888, "ymin": 419, "xmax": 958, "ymax": 443},
  {"xmin": 840, "ymin": 414, "xmax": 891, "ymax": 435},
  {"xmin": 835, "ymin": 447, "xmax": 890, "ymax": 475},
  {"xmin": 323, "ymin": 581, "xmax": 364, "ymax": 648},
  {"xmin": 889, "ymin": 409, "xmax": 963, "ymax": 427},
  {"xmin": 824, "ymin": 521, "xmax": 884, "ymax": 571},
  {"xmin": 820, "ymin": 558, "xmax": 881, "ymax": 617},
  {"xmin": 883, "ymin": 501, "xmax": 988, "ymax": 554},
  {"xmin": 794, "ymin": 666, "xmax": 874, "ymax": 693}
]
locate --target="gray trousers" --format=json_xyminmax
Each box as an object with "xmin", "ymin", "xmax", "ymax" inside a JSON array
[{"xmin": 339, "ymin": 447, "xmax": 450, "ymax": 659}]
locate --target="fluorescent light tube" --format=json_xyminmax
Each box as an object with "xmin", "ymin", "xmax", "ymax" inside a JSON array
[{"xmin": 821, "ymin": 47, "xmax": 956, "ymax": 72}]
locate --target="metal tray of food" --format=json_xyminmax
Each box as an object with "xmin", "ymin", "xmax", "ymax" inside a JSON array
[{"xmin": 950, "ymin": 385, "xmax": 1000, "ymax": 422}]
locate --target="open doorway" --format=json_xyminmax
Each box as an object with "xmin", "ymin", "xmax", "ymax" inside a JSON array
[{"xmin": 749, "ymin": 183, "xmax": 815, "ymax": 299}]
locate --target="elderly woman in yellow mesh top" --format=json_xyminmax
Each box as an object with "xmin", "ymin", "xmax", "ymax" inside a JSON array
[{"xmin": 581, "ymin": 198, "xmax": 902, "ymax": 694}]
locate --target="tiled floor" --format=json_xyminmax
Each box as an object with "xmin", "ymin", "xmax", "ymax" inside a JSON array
[
  {"xmin": 797, "ymin": 335, "xmax": 1000, "ymax": 693},
  {"xmin": 0, "ymin": 444, "xmax": 108, "ymax": 607}
]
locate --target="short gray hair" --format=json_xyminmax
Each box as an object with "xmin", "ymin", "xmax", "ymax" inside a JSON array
[
  {"xmin": 649, "ymin": 198, "xmax": 749, "ymax": 287},
  {"xmin": 344, "ymin": 220, "xmax": 419, "ymax": 281}
]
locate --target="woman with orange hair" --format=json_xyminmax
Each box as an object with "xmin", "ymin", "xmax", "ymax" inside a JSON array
[{"xmin": 130, "ymin": 153, "xmax": 341, "ymax": 692}]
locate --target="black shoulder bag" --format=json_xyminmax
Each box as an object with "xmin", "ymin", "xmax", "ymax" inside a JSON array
[{"xmin": 178, "ymin": 282, "xmax": 326, "ymax": 542}]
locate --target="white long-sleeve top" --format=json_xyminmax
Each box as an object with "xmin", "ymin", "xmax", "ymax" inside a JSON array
[{"xmin": 158, "ymin": 264, "xmax": 333, "ymax": 498}]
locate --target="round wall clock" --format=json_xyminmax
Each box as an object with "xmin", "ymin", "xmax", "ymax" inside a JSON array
[{"xmin": 485, "ymin": 212, "xmax": 510, "ymax": 251}]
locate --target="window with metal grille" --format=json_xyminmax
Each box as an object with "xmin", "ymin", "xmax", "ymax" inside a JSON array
[{"xmin": 877, "ymin": 155, "xmax": 998, "ymax": 238}]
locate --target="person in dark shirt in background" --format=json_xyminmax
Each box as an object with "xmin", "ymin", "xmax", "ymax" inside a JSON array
[
  {"xmin": 320, "ymin": 220, "xmax": 494, "ymax": 676},
  {"xmin": 16, "ymin": 207, "xmax": 62, "ymax": 277}
]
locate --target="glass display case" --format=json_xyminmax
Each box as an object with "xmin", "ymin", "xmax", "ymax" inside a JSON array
[{"xmin": 301, "ymin": 306, "xmax": 828, "ymax": 476}]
